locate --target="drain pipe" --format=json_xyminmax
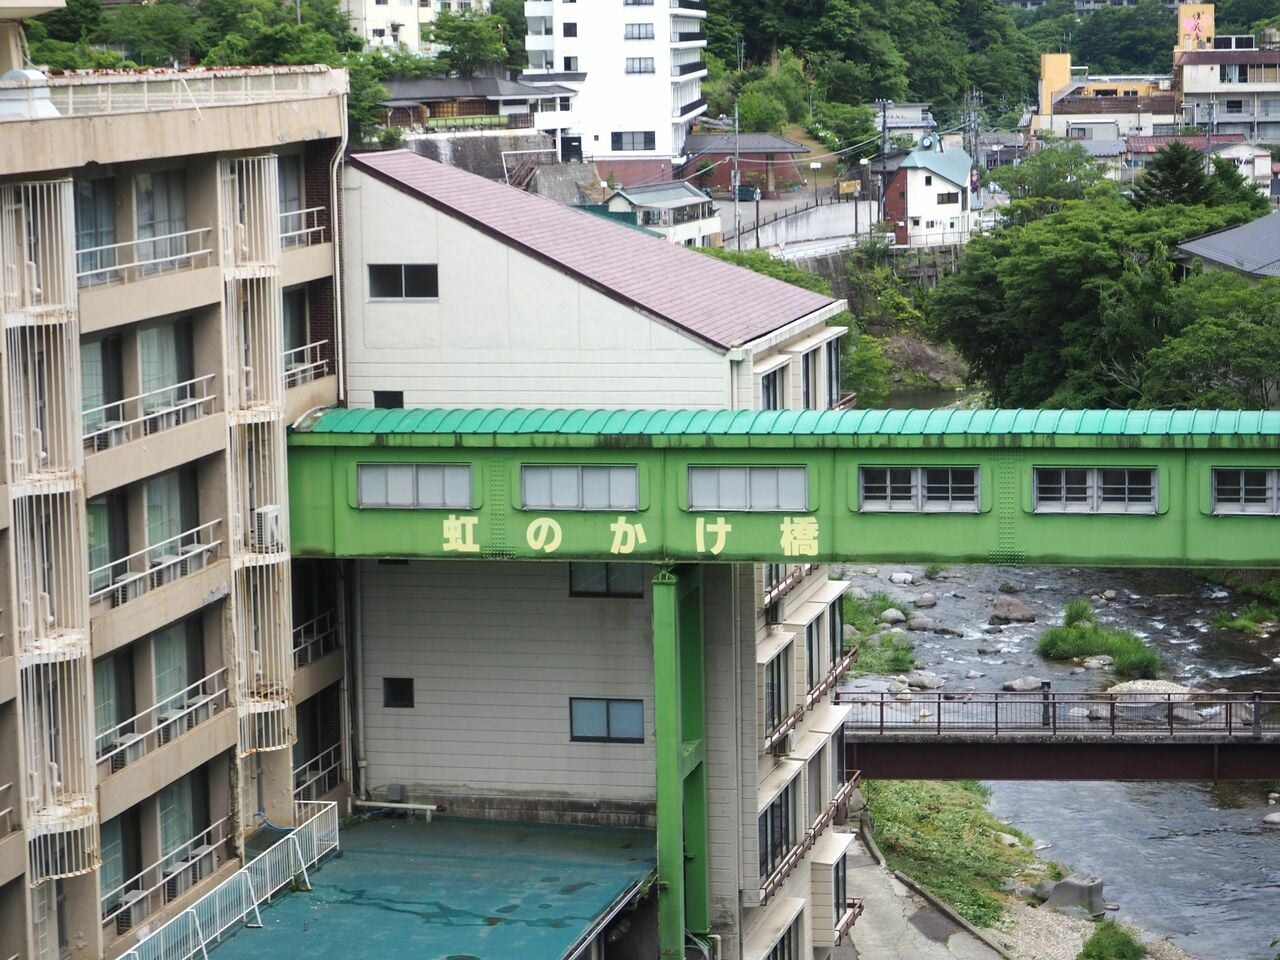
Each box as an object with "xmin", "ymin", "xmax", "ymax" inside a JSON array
[
  {"xmin": 351, "ymin": 799, "xmax": 446, "ymax": 817},
  {"xmin": 328, "ymin": 93, "xmax": 348, "ymax": 403},
  {"xmin": 351, "ymin": 561, "xmax": 369, "ymax": 796}
]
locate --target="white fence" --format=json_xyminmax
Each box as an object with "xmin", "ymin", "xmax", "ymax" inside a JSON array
[{"xmin": 118, "ymin": 800, "xmax": 339, "ymax": 960}]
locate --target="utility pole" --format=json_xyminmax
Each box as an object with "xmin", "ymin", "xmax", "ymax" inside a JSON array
[{"xmin": 733, "ymin": 99, "xmax": 741, "ymax": 251}]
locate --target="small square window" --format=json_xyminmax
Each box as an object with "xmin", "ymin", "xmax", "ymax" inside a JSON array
[
  {"xmin": 373, "ymin": 390, "xmax": 403, "ymax": 409},
  {"xmin": 570, "ymin": 697, "xmax": 644, "ymax": 742},
  {"xmin": 570, "ymin": 562, "xmax": 645, "ymax": 597},
  {"xmin": 403, "ymin": 264, "xmax": 438, "ymax": 298},
  {"xmin": 924, "ymin": 175, "xmax": 932, "ymax": 185},
  {"xmin": 563, "ymin": 21, "xmax": 577, "ymax": 36},
  {"xmin": 383, "ymin": 677, "xmax": 414, "ymax": 708}
]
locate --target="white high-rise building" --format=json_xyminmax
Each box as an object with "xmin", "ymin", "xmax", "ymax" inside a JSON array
[
  {"xmin": 345, "ymin": 0, "xmax": 490, "ymax": 55},
  {"xmin": 521, "ymin": 0, "xmax": 708, "ymax": 167}
]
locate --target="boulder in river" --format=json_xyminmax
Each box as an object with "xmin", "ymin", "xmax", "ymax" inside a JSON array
[
  {"xmin": 904, "ymin": 670, "xmax": 946, "ymax": 689},
  {"xmin": 998, "ymin": 581, "xmax": 1023, "ymax": 594},
  {"xmin": 879, "ymin": 607, "xmax": 906, "ymax": 624},
  {"xmin": 1082, "ymin": 655, "xmax": 1113, "ymax": 669},
  {"xmin": 1263, "ymin": 812, "xmax": 1280, "ymax": 826},
  {"xmin": 1042, "ymin": 873, "xmax": 1105, "ymax": 917},
  {"xmin": 1003, "ymin": 676, "xmax": 1044, "ymax": 692},
  {"xmin": 848, "ymin": 586, "xmax": 868, "ymax": 600},
  {"xmin": 989, "ymin": 595, "xmax": 1037, "ymax": 624},
  {"xmin": 842, "ymin": 624, "xmax": 860, "ymax": 639},
  {"xmin": 1103, "ymin": 589, "xmax": 1117, "ymax": 601},
  {"xmin": 1068, "ymin": 707, "xmax": 1090, "ymax": 718},
  {"xmin": 906, "ymin": 617, "xmax": 938, "ymax": 632},
  {"xmin": 889, "ymin": 571, "xmax": 914, "ymax": 585},
  {"xmin": 966, "ymin": 670, "xmax": 984, "ymax": 679},
  {"xmin": 914, "ymin": 593, "xmax": 937, "ymax": 609}
]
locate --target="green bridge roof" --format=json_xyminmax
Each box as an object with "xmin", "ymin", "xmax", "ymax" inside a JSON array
[{"xmin": 295, "ymin": 407, "xmax": 1280, "ymax": 438}]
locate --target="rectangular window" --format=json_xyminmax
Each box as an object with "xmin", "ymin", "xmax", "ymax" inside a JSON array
[
  {"xmin": 383, "ymin": 677, "xmax": 414, "ymax": 708},
  {"xmin": 75, "ymin": 178, "xmax": 116, "ymax": 283},
  {"xmin": 689, "ymin": 466, "xmax": 807, "ymax": 512},
  {"xmin": 762, "ymin": 648, "xmax": 789, "ymax": 737},
  {"xmin": 623, "ymin": 0, "xmax": 654, "ymax": 6},
  {"xmin": 765, "ymin": 919, "xmax": 798, "ymax": 960},
  {"xmin": 832, "ymin": 727, "xmax": 847, "ymax": 786},
  {"xmin": 135, "ymin": 169, "xmax": 188, "ymax": 271},
  {"xmin": 563, "ymin": 56, "xmax": 579, "ymax": 71},
  {"xmin": 1212, "ymin": 468, "xmax": 1279, "ymax": 514},
  {"xmin": 924, "ymin": 175, "xmax": 932, "ymax": 186},
  {"xmin": 373, "ymin": 390, "xmax": 403, "ymax": 409},
  {"xmin": 93, "ymin": 648, "xmax": 134, "ymax": 744},
  {"xmin": 153, "ymin": 619, "xmax": 202, "ymax": 715},
  {"xmin": 624, "ymin": 22, "xmax": 654, "ymax": 38},
  {"xmin": 833, "ymin": 856, "xmax": 848, "ymax": 920},
  {"xmin": 521, "ymin": 464, "xmax": 639, "ymax": 510},
  {"xmin": 860, "ymin": 466, "xmax": 978, "ymax": 512},
  {"xmin": 368, "ymin": 263, "xmax": 439, "ymax": 299},
  {"xmin": 805, "ymin": 619, "xmax": 820, "ymax": 691},
  {"xmin": 937, "ymin": 191, "xmax": 960, "ymax": 204},
  {"xmin": 1224, "ymin": 99, "xmax": 1244, "ymax": 114},
  {"xmin": 145, "ymin": 467, "xmax": 197, "ymax": 559},
  {"xmin": 139, "ymin": 317, "xmax": 193, "ymax": 414},
  {"xmin": 827, "ymin": 598, "xmax": 843, "ymax": 665},
  {"xmin": 159, "ymin": 767, "xmax": 209, "ymax": 866},
  {"xmin": 758, "ymin": 780, "xmax": 795, "ymax": 883},
  {"xmin": 610, "ymin": 130, "xmax": 656, "ymax": 150},
  {"xmin": 801, "ymin": 350, "xmax": 818, "ymax": 409},
  {"xmin": 625, "ymin": 57, "xmax": 656, "ymax": 73},
  {"xmin": 570, "ymin": 562, "xmax": 645, "ymax": 597},
  {"xmin": 570, "ymin": 697, "xmax": 644, "ymax": 742},
  {"xmin": 1033, "ymin": 467, "xmax": 1155, "ymax": 514},
  {"xmin": 563, "ymin": 21, "xmax": 577, "ymax": 36},
  {"xmin": 807, "ymin": 750, "xmax": 823, "ymax": 824},
  {"xmin": 357, "ymin": 464, "xmax": 472, "ymax": 509},
  {"xmin": 825, "ymin": 337, "xmax": 842, "ymax": 407},
  {"xmin": 761, "ymin": 366, "xmax": 785, "ymax": 410}
]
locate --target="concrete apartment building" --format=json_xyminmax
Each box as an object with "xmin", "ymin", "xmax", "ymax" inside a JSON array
[
  {"xmin": 520, "ymin": 0, "xmax": 708, "ymax": 172},
  {"xmin": 1173, "ymin": 3, "xmax": 1280, "ymax": 143},
  {"xmin": 334, "ymin": 149, "xmax": 861, "ymax": 958},
  {"xmin": 346, "ymin": 0, "xmax": 490, "ymax": 53},
  {"xmin": 0, "ymin": 4, "xmax": 347, "ymax": 955}
]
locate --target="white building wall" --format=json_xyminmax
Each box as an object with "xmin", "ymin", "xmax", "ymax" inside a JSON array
[
  {"xmin": 360, "ymin": 559, "xmax": 658, "ymax": 804},
  {"xmin": 343, "ymin": 170, "xmax": 731, "ymax": 406},
  {"xmin": 904, "ymin": 167, "xmax": 971, "ymax": 247}
]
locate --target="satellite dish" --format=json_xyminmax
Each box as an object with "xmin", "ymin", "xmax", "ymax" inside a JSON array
[{"xmin": 920, "ymin": 134, "xmax": 934, "ymax": 150}]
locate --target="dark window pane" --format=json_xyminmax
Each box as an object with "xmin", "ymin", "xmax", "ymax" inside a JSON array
[
  {"xmin": 383, "ymin": 677, "xmax": 414, "ymax": 708},
  {"xmin": 403, "ymin": 264, "xmax": 438, "ymax": 298},
  {"xmin": 368, "ymin": 264, "xmax": 402, "ymax": 298}
]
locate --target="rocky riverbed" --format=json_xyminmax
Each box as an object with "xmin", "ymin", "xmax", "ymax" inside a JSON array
[{"xmin": 834, "ymin": 563, "xmax": 1280, "ymax": 960}]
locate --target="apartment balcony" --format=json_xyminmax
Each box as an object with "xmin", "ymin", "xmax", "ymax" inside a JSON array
[
  {"xmin": 293, "ymin": 609, "xmax": 339, "ymax": 670},
  {"xmin": 0, "ymin": 779, "xmax": 21, "ymax": 887},
  {"xmin": 100, "ymin": 816, "xmax": 235, "ymax": 942},
  {"xmin": 293, "ymin": 743, "xmax": 342, "ymax": 802},
  {"xmin": 88, "ymin": 520, "xmax": 223, "ymax": 611},
  {"xmin": 524, "ymin": 0, "xmax": 553, "ymax": 15},
  {"xmin": 672, "ymin": 30, "xmax": 706, "ymax": 45},
  {"xmin": 83, "ymin": 375, "xmax": 217, "ymax": 454},
  {"xmin": 527, "ymin": 32, "xmax": 555, "ymax": 52},
  {"xmin": 280, "ymin": 207, "xmax": 334, "ymax": 287},
  {"xmin": 669, "ymin": 0, "xmax": 706, "ymax": 10},
  {"xmin": 673, "ymin": 95, "xmax": 707, "ymax": 119},
  {"xmin": 835, "ymin": 897, "xmax": 866, "ymax": 945},
  {"xmin": 760, "ymin": 771, "xmax": 862, "ymax": 902},
  {"xmin": 77, "ymin": 230, "xmax": 222, "ymax": 334},
  {"xmin": 95, "ymin": 668, "xmax": 229, "ymax": 783},
  {"xmin": 671, "ymin": 59, "xmax": 707, "ymax": 78},
  {"xmin": 0, "ymin": 181, "xmax": 76, "ymax": 325},
  {"xmin": 284, "ymin": 341, "xmax": 337, "ymax": 423},
  {"xmin": 0, "ymin": 66, "xmax": 347, "ymax": 177}
]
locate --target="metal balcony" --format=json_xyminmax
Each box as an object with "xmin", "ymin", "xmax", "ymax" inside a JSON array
[
  {"xmin": 82, "ymin": 374, "xmax": 217, "ymax": 452},
  {"xmin": 89, "ymin": 520, "xmax": 223, "ymax": 607},
  {"xmin": 293, "ymin": 743, "xmax": 342, "ymax": 801},
  {"xmin": 75, "ymin": 228, "xmax": 213, "ymax": 287},
  {"xmin": 95, "ymin": 668, "xmax": 229, "ymax": 779},
  {"xmin": 293, "ymin": 609, "xmax": 339, "ymax": 668}
]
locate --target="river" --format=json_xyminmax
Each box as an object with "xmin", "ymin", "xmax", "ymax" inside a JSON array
[{"xmin": 836, "ymin": 563, "xmax": 1280, "ymax": 959}]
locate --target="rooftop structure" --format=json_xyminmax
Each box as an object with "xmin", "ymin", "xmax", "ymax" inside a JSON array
[
  {"xmin": 1177, "ymin": 211, "xmax": 1280, "ymax": 276},
  {"xmin": 604, "ymin": 180, "xmax": 721, "ymax": 247}
]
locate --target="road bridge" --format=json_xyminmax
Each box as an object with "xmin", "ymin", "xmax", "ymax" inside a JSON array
[{"xmin": 838, "ymin": 690, "xmax": 1280, "ymax": 780}]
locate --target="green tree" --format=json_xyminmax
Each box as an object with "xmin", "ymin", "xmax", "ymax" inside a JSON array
[
  {"xmin": 737, "ymin": 83, "xmax": 788, "ymax": 133},
  {"xmin": 490, "ymin": 0, "xmax": 526, "ymax": 71},
  {"xmin": 1130, "ymin": 141, "xmax": 1211, "ymax": 208},
  {"xmin": 424, "ymin": 11, "xmax": 506, "ymax": 78},
  {"xmin": 1073, "ymin": 0, "xmax": 1173, "ymax": 74},
  {"xmin": 812, "ymin": 101, "xmax": 876, "ymax": 151},
  {"xmin": 989, "ymin": 141, "xmax": 1111, "ymax": 202},
  {"xmin": 33, "ymin": 0, "xmax": 102, "ymax": 42},
  {"xmin": 95, "ymin": 0, "xmax": 208, "ymax": 65},
  {"xmin": 1207, "ymin": 156, "xmax": 1270, "ymax": 214}
]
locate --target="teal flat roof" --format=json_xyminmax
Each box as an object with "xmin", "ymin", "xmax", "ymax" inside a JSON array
[
  {"xmin": 211, "ymin": 818, "xmax": 656, "ymax": 960},
  {"xmin": 293, "ymin": 407, "xmax": 1280, "ymax": 439}
]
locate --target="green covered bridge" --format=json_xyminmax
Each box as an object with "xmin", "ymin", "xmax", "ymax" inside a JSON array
[{"xmin": 288, "ymin": 407, "xmax": 1280, "ymax": 568}]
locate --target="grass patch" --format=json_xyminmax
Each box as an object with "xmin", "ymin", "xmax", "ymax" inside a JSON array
[
  {"xmin": 852, "ymin": 635, "xmax": 917, "ymax": 675},
  {"xmin": 1077, "ymin": 919, "xmax": 1145, "ymax": 960},
  {"xmin": 1036, "ymin": 602, "xmax": 1161, "ymax": 679},
  {"xmin": 863, "ymin": 780, "xmax": 1033, "ymax": 928},
  {"xmin": 1201, "ymin": 569, "xmax": 1280, "ymax": 606},
  {"xmin": 1212, "ymin": 601, "xmax": 1277, "ymax": 635},
  {"xmin": 843, "ymin": 591, "xmax": 897, "ymax": 634},
  {"xmin": 924, "ymin": 562, "xmax": 946, "ymax": 580}
]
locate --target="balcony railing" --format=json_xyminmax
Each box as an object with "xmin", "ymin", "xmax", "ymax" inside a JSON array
[
  {"xmin": 279, "ymin": 206, "xmax": 328, "ymax": 248},
  {"xmin": 674, "ymin": 30, "xmax": 706, "ymax": 42},
  {"xmin": 95, "ymin": 668, "xmax": 229, "ymax": 778},
  {"xmin": 763, "ymin": 702, "xmax": 806, "ymax": 755},
  {"xmin": 0, "ymin": 782, "xmax": 13, "ymax": 838},
  {"xmin": 669, "ymin": 0, "xmax": 706, "ymax": 8},
  {"xmin": 835, "ymin": 897, "xmax": 865, "ymax": 944},
  {"xmin": 806, "ymin": 644, "xmax": 861, "ymax": 710},
  {"xmin": 283, "ymin": 341, "xmax": 330, "ymax": 389},
  {"xmin": 75, "ymin": 228, "xmax": 214, "ymax": 286},
  {"xmin": 89, "ymin": 520, "xmax": 222, "ymax": 607},
  {"xmin": 100, "ymin": 816, "xmax": 234, "ymax": 939},
  {"xmin": 761, "ymin": 771, "xmax": 861, "ymax": 902},
  {"xmin": 293, "ymin": 743, "xmax": 342, "ymax": 801},
  {"xmin": 293, "ymin": 609, "xmax": 339, "ymax": 669},
  {"xmin": 82, "ymin": 374, "xmax": 217, "ymax": 452},
  {"xmin": 674, "ymin": 96, "xmax": 707, "ymax": 118},
  {"xmin": 672, "ymin": 60, "xmax": 707, "ymax": 77}
]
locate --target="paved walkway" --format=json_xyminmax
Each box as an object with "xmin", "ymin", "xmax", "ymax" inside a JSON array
[{"xmin": 836, "ymin": 828, "xmax": 1003, "ymax": 960}]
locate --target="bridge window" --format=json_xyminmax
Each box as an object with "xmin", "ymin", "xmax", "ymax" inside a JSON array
[
  {"xmin": 758, "ymin": 781, "xmax": 796, "ymax": 885},
  {"xmin": 569, "ymin": 562, "xmax": 645, "ymax": 597},
  {"xmin": 1034, "ymin": 467, "xmax": 1155, "ymax": 513},
  {"xmin": 569, "ymin": 697, "xmax": 644, "ymax": 743},
  {"xmin": 860, "ymin": 467, "xmax": 978, "ymax": 512},
  {"xmin": 763, "ymin": 649, "xmax": 790, "ymax": 738},
  {"xmin": 357, "ymin": 464, "xmax": 472, "ymax": 509},
  {"xmin": 522, "ymin": 465, "xmax": 639, "ymax": 510},
  {"xmin": 1212, "ymin": 469, "xmax": 1278, "ymax": 514},
  {"xmin": 688, "ymin": 466, "xmax": 807, "ymax": 512}
]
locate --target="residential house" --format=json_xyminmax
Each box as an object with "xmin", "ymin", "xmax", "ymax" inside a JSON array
[
  {"xmin": 873, "ymin": 102, "xmax": 936, "ymax": 145},
  {"xmin": 680, "ymin": 132, "xmax": 812, "ymax": 197},
  {"xmin": 604, "ymin": 180, "xmax": 722, "ymax": 246},
  {"xmin": 1176, "ymin": 212, "xmax": 1280, "ymax": 276},
  {"xmin": 380, "ymin": 76, "xmax": 575, "ymax": 135},
  {"xmin": 883, "ymin": 135, "xmax": 976, "ymax": 247}
]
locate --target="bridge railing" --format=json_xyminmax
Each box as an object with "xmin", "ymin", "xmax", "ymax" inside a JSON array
[{"xmin": 836, "ymin": 690, "xmax": 1280, "ymax": 737}]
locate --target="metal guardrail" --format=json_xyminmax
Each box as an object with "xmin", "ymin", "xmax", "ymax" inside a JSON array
[
  {"xmin": 279, "ymin": 207, "xmax": 327, "ymax": 248},
  {"xmin": 89, "ymin": 520, "xmax": 222, "ymax": 606},
  {"xmin": 118, "ymin": 800, "xmax": 339, "ymax": 960},
  {"xmin": 806, "ymin": 644, "xmax": 861, "ymax": 710},
  {"xmin": 0, "ymin": 781, "xmax": 13, "ymax": 837},
  {"xmin": 836, "ymin": 690, "xmax": 1280, "ymax": 737},
  {"xmin": 83, "ymin": 374, "xmax": 217, "ymax": 449},
  {"xmin": 835, "ymin": 897, "xmax": 865, "ymax": 945},
  {"xmin": 75, "ymin": 228, "xmax": 214, "ymax": 285},
  {"xmin": 293, "ymin": 743, "xmax": 342, "ymax": 801},
  {"xmin": 292, "ymin": 609, "xmax": 339, "ymax": 668},
  {"xmin": 283, "ymin": 341, "xmax": 330, "ymax": 390},
  {"xmin": 95, "ymin": 668, "xmax": 229, "ymax": 776}
]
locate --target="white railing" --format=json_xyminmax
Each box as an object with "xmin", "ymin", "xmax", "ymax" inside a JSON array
[
  {"xmin": 0, "ymin": 781, "xmax": 13, "ymax": 837},
  {"xmin": 118, "ymin": 801, "xmax": 339, "ymax": 960},
  {"xmin": 279, "ymin": 207, "xmax": 327, "ymax": 248},
  {"xmin": 283, "ymin": 341, "xmax": 330, "ymax": 389},
  {"xmin": 95, "ymin": 668, "xmax": 229, "ymax": 777},
  {"xmin": 101, "ymin": 816, "xmax": 234, "ymax": 937},
  {"xmin": 0, "ymin": 66, "xmax": 343, "ymax": 123},
  {"xmin": 75, "ymin": 228, "xmax": 213, "ymax": 286},
  {"xmin": 293, "ymin": 743, "xmax": 342, "ymax": 802},
  {"xmin": 292, "ymin": 609, "xmax": 339, "ymax": 668},
  {"xmin": 83, "ymin": 374, "xmax": 217, "ymax": 450},
  {"xmin": 88, "ymin": 520, "xmax": 222, "ymax": 607}
]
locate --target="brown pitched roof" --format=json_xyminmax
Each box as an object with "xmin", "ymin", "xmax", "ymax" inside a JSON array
[
  {"xmin": 348, "ymin": 150, "xmax": 840, "ymax": 351},
  {"xmin": 1126, "ymin": 134, "xmax": 1246, "ymax": 153}
]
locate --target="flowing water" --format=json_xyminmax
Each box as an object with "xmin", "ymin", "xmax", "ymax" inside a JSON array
[{"xmin": 836, "ymin": 564, "xmax": 1280, "ymax": 959}]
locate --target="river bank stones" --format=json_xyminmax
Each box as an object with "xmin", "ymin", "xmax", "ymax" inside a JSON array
[
  {"xmin": 904, "ymin": 670, "xmax": 946, "ymax": 689},
  {"xmin": 879, "ymin": 607, "xmax": 906, "ymax": 624},
  {"xmin": 1042, "ymin": 874, "xmax": 1105, "ymax": 917},
  {"xmin": 990, "ymin": 595, "xmax": 1037, "ymax": 624},
  {"xmin": 1003, "ymin": 676, "xmax": 1044, "ymax": 691},
  {"xmin": 1262, "ymin": 812, "xmax": 1280, "ymax": 826}
]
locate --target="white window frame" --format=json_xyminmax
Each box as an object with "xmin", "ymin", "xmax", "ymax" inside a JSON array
[
  {"xmin": 357, "ymin": 464, "xmax": 473, "ymax": 509},
  {"xmin": 1211, "ymin": 468, "xmax": 1280, "ymax": 515},
  {"xmin": 860, "ymin": 466, "xmax": 979, "ymax": 513},
  {"xmin": 521, "ymin": 464, "xmax": 639, "ymax": 511},
  {"xmin": 367, "ymin": 263, "xmax": 439, "ymax": 301},
  {"xmin": 688, "ymin": 466, "xmax": 808, "ymax": 512},
  {"xmin": 624, "ymin": 22, "xmax": 654, "ymax": 38},
  {"xmin": 1033, "ymin": 467, "xmax": 1156, "ymax": 514}
]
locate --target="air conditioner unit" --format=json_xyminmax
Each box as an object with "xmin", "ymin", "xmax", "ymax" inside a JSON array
[
  {"xmin": 769, "ymin": 730, "xmax": 794, "ymax": 757},
  {"xmin": 110, "ymin": 733, "xmax": 147, "ymax": 773},
  {"xmin": 149, "ymin": 559, "xmax": 177, "ymax": 590},
  {"xmin": 178, "ymin": 545, "xmax": 207, "ymax": 577},
  {"xmin": 114, "ymin": 889, "xmax": 150, "ymax": 935},
  {"xmin": 111, "ymin": 575, "xmax": 139, "ymax": 608},
  {"xmin": 251, "ymin": 505, "xmax": 284, "ymax": 552},
  {"xmin": 162, "ymin": 867, "xmax": 191, "ymax": 903},
  {"xmin": 156, "ymin": 715, "xmax": 179, "ymax": 747},
  {"xmin": 143, "ymin": 407, "xmax": 178, "ymax": 436},
  {"xmin": 185, "ymin": 694, "xmax": 216, "ymax": 730},
  {"xmin": 185, "ymin": 844, "xmax": 218, "ymax": 883},
  {"xmin": 91, "ymin": 421, "xmax": 127, "ymax": 452}
]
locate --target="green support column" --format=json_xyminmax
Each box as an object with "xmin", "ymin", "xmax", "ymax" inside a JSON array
[{"xmin": 652, "ymin": 565, "xmax": 710, "ymax": 959}]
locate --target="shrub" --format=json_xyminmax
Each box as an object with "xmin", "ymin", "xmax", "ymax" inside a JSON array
[
  {"xmin": 1213, "ymin": 601, "xmax": 1278, "ymax": 635},
  {"xmin": 852, "ymin": 636, "xmax": 917, "ymax": 675},
  {"xmin": 1077, "ymin": 920, "xmax": 1145, "ymax": 960},
  {"xmin": 924, "ymin": 562, "xmax": 945, "ymax": 580},
  {"xmin": 1037, "ymin": 623, "xmax": 1161, "ymax": 679},
  {"xmin": 1063, "ymin": 598, "xmax": 1095, "ymax": 629}
]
